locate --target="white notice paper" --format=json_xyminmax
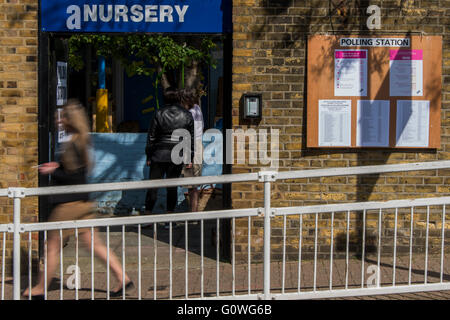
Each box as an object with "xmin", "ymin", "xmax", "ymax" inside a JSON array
[
  {"xmin": 396, "ymin": 100, "xmax": 430, "ymax": 147},
  {"xmin": 356, "ymin": 100, "xmax": 390, "ymax": 147},
  {"xmin": 318, "ymin": 100, "xmax": 352, "ymax": 147},
  {"xmin": 56, "ymin": 61, "xmax": 68, "ymax": 106},
  {"xmin": 56, "ymin": 108, "xmax": 71, "ymax": 143},
  {"xmin": 390, "ymin": 50, "xmax": 423, "ymax": 96},
  {"xmin": 335, "ymin": 50, "xmax": 368, "ymax": 96}
]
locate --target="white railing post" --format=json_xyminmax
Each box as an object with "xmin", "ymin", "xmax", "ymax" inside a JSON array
[
  {"xmin": 8, "ymin": 188, "xmax": 25, "ymax": 300},
  {"xmin": 259, "ymin": 171, "xmax": 277, "ymax": 300}
]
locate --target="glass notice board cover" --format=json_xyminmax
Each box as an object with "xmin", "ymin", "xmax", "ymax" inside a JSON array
[{"xmin": 306, "ymin": 35, "xmax": 442, "ymax": 149}]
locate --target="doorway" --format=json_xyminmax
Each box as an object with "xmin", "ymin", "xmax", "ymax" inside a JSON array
[{"xmin": 38, "ymin": 32, "xmax": 233, "ymax": 260}]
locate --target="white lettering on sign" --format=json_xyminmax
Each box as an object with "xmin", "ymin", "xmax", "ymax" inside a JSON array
[
  {"xmin": 115, "ymin": 5, "xmax": 129, "ymax": 22},
  {"xmin": 145, "ymin": 5, "xmax": 158, "ymax": 22},
  {"xmin": 84, "ymin": 5, "xmax": 97, "ymax": 22},
  {"xmin": 175, "ymin": 5, "xmax": 189, "ymax": 22},
  {"xmin": 160, "ymin": 5, "xmax": 174, "ymax": 23},
  {"xmin": 366, "ymin": 5, "xmax": 381, "ymax": 30},
  {"xmin": 66, "ymin": 5, "xmax": 81, "ymax": 29},
  {"xmin": 99, "ymin": 5, "xmax": 113, "ymax": 22},
  {"xmin": 66, "ymin": 4, "xmax": 190, "ymax": 30},
  {"xmin": 130, "ymin": 5, "xmax": 144, "ymax": 22},
  {"xmin": 340, "ymin": 38, "xmax": 410, "ymax": 47}
]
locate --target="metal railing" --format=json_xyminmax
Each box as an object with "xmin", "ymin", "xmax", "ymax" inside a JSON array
[
  {"xmin": 272, "ymin": 198, "xmax": 450, "ymax": 299},
  {"xmin": 1, "ymin": 160, "xmax": 450, "ymax": 300}
]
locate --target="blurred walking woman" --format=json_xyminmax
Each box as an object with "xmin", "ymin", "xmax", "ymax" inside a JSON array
[{"xmin": 23, "ymin": 99, "xmax": 133, "ymax": 299}]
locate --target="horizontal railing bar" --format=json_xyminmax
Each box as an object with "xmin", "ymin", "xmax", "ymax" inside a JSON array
[
  {"xmin": 4, "ymin": 195, "xmax": 450, "ymax": 232},
  {"xmin": 188, "ymin": 294, "xmax": 261, "ymax": 300},
  {"xmin": 277, "ymin": 160, "xmax": 450, "ymax": 181},
  {"xmin": 271, "ymin": 283, "xmax": 450, "ymax": 300},
  {"xmin": 19, "ymin": 172, "xmax": 260, "ymax": 197},
  {"xmin": 0, "ymin": 225, "xmax": 11, "ymax": 233},
  {"xmin": 275, "ymin": 196, "xmax": 450, "ymax": 216},
  {"xmin": 21, "ymin": 208, "xmax": 260, "ymax": 232},
  {"xmin": 0, "ymin": 160, "xmax": 448, "ymax": 198}
]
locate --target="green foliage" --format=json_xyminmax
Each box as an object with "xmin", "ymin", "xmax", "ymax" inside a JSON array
[
  {"xmin": 68, "ymin": 34, "xmax": 216, "ymax": 84},
  {"xmin": 69, "ymin": 34, "xmax": 216, "ymax": 109}
]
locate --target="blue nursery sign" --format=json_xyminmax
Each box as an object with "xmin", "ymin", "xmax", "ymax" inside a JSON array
[{"xmin": 40, "ymin": 0, "xmax": 231, "ymax": 33}]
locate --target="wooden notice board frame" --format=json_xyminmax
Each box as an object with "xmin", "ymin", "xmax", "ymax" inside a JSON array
[{"xmin": 306, "ymin": 35, "xmax": 442, "ymax": 149}]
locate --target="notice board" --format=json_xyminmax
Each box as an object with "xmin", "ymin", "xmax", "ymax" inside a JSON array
[{"xmin": 306, "ymin": 35, "xmax": 442, "ymax": 149}]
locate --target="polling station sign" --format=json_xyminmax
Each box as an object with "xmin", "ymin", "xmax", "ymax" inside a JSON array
[{"xmin": 40, "ymin": 0, "xmax": 231, "ymax": 33}]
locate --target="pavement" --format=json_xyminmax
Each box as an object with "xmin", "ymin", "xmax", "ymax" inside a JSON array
[{"xmin": 2, "ymin": 220, "xmax": 450, "ymax": 300}]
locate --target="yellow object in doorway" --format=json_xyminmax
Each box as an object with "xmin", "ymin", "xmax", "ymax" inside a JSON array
[{"xmin": 96, "ymin": 88, "xmax": 110, "ymax": 132}]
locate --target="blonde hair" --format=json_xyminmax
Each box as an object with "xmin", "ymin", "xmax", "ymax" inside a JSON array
[{"xmin": 60, "ymin": 99, "xmax": 92, "ymax": 172}]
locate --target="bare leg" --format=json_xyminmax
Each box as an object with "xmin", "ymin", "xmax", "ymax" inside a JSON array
[
  {"xmin": 79, "ymin": 229, "xmax": 130, "ymax": 292},
  {"xmin": 23, "ymin": 233, "xmax": 62, "ymax": 296}
]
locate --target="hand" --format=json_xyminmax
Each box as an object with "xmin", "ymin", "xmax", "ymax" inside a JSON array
[
  {"xmin": 185, "ymin": 163, "xmax": 193, "ymax": 169},
  {"xmin": 38, "ymin": 162, "xmax": 59, "ymax": 175},
  {"xmin": 146, "ymin": 160, "xmax": 151, "ymax": 167}
]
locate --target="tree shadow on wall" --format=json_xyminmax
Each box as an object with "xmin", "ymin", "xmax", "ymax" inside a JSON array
[{"xmin": 254, "ymin": 1, "xmax": 439, "ymax": 259}]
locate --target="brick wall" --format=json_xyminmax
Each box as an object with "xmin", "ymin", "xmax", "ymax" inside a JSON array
[
  {"xmin": 231, "ymin": 0, "xmax": 450, "ymax": 262},
  {"xmin": 0, "ymin": 0, "xmax": 39, "ymax": 272}
]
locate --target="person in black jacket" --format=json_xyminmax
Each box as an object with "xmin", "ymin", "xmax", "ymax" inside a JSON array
[
  {"xmin": 144, "ymin": 88, "xmax": 195, "ymax": 217},
  {"xmin": 23, "ymin": 99, "xmax": 133, "ymax": 299}
]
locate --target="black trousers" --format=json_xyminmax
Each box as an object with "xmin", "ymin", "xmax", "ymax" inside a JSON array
[{"xmin": 145, "ymin": 162, "xmax": 183, "ymax": 213}]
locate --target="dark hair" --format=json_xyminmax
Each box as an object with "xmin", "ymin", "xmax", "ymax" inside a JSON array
[
  {"xmin": 163, "ymin": 87, "xmax": 181, "ymax": 105},
  {"xmin": 180, "ymin": 88, "xmax": 199, "ymax": 108}
]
